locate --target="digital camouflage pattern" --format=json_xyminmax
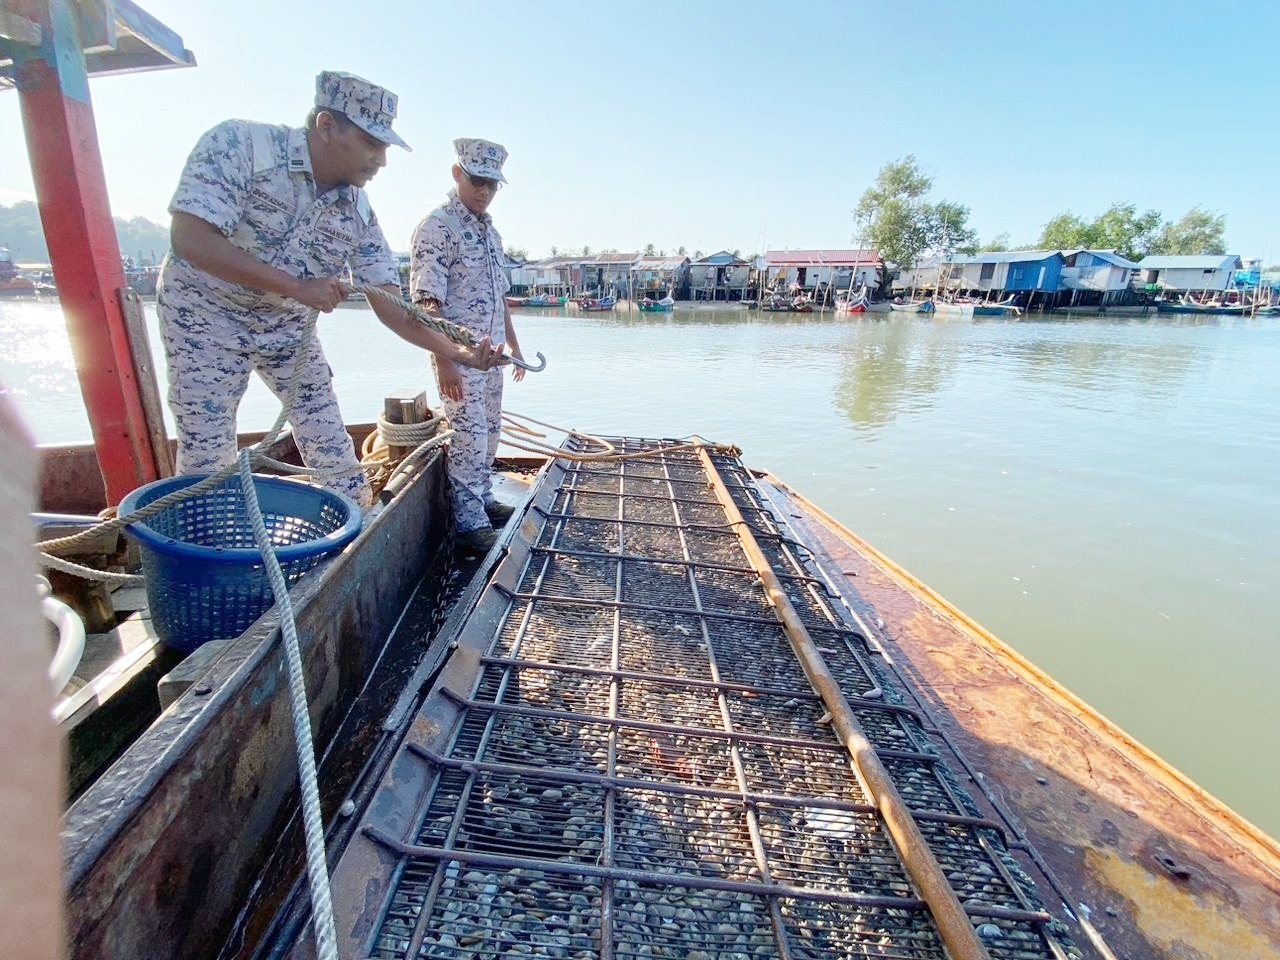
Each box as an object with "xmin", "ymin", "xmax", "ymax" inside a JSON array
[
  {"xmin": 315, "ymin": 70, "xmax": 410, "ymax": 151},
  {"xmin": 158, "ymin": 118, "xmax": 401, "ymax": 506},
  {"xmin": 409, "ymin": 190, "xmax": 511, "ymax": 532},
  {"xmin": 453, "ymin": 137, "xmax": 507, "ymax": 182}
]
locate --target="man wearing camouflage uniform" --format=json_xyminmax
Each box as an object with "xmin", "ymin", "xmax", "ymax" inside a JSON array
[
  {"xmin": 158, "ymin": 72, "xmax": 504, "ymax": 507},
  {"xmin": 409, "ymin": 138, "xmax": 525, "ymax": 553}
]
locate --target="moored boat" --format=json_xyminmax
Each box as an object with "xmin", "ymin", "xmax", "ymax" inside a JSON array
[
  {"xmin": 106, "ymin": 432, "xmax": 1273, "ymax": 960},
  {"xmin": 525, "ymin": 292, "xmax": 567, "ymax": 307},
  {"xmin": 890, "ymin": 299, "xmax": 935, "ymax": 313},
  {"xmin": 1155, "ymin": 297, "xmax": 1251, "ymax": 315},
  {"xmin": 0, "ymin": 244, "xmax": 37, "ymax": 298},
  {"xmin": 575, "ymin": 295, "xmax": 616, "ymax": 311},
  {"xmin": 834, "ymin": 294, "xmax": 868, "ymax": 315},
  {"xmin": 637, "ymin": 293, "xmax": 674, "ymax": 312}
]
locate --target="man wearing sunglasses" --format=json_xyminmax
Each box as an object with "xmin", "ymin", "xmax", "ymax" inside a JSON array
[{"xmin": 409, "ymin": 138, "xmax": 526, "ymax": 554}]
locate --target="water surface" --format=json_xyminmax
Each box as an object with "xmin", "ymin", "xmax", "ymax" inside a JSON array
[{"xmin": 4, "ymin": 299, "xmax": 1278, "ymax": 834}]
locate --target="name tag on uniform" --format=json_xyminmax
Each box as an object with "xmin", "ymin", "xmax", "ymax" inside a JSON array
[
  {"xmin": 250, "ymin": 187, "xmax": 290, "ymax": 212},
  {"xmin": 317, "ymin": 225, "xmax": 356, "ymax": 246}
]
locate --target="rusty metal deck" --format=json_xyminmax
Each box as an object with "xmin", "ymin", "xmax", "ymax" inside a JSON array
[{"xmin": 319, "ymin": 438, "xmax": 1078, "ymax": 960}]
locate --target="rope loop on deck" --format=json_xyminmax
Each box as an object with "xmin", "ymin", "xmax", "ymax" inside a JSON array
[{"xmin": 498, "ymin": 410, "xmax": 740, "ymax": 462}]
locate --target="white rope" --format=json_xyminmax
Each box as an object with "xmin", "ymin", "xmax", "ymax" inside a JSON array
[
  {"xmin": 237, "ymin": 449, "xmax": 338, "ymax": 960},
  {"xmin": 375, "ymin": 409, "xmax": 444, "ymax": 446},
  {"xmin": 37, "ymin": 551, "xmax": 144, "ymax": 585}
]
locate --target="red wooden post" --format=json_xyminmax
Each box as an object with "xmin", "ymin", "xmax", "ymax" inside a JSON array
[{"xmin": 11, "ymin": 0, "xmax": 162, "ymax": 504}]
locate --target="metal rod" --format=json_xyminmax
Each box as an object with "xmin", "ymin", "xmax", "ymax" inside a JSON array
[
  {"xmin": 527, "ymin": 542, "xmax": 829, "ymax": 588},
  {"xmin": 695, "ymin": 443, "xmax": 995, "ymax": 960},
  {"xmin": 362, "ymin": 827, "xmax": 935, "ymax": 912}
]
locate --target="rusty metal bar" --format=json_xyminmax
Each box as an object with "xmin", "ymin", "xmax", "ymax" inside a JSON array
[
  {"xmin": 476, "ymin": 655, "xmax": 938, "ymax": 727},
  {"xmin": 438, "ymin": 686, "xmax": 849, "ymax": 754},
  {"xmin": 528, "ymin": 543, "xmax": 828, "ymax": 588},
  {"xmin": 362, "ymin": 826, "xmax": 935, "ymax": 912},
  {"xmin": 696, "ymin": 443, "xmax": 994, "ymax": 960},
  {"xmin": 491, "ymin": 583, "xmax": 811, "ymax": 629}
]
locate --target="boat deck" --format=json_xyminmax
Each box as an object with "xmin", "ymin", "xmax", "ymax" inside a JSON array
[{"xmin": 309, "ymin": 438, "xmax": 1074, "ymax": 959}]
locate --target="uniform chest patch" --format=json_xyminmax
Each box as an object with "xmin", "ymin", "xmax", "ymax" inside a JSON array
[
  {"xmin": 317, "ymin": 225, "xmax": 356, "ymax": 246},
  {"xmin": 463, "ymin": 230, "xmax": 475, "ymax": 242},
  {"xmin": 250, "ymin": 187, "xmax": 290, "ymax": 212}
]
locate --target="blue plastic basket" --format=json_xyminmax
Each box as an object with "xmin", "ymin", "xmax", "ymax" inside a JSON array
[{"xmin": 119, "ymin": 474, "xmax": 362, "ymax": 652}]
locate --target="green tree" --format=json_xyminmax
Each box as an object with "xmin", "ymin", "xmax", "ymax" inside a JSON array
[
  {"xmin": 853, "ymin": 156, "xmax": 975, "ymax": 270},
  {"xmin": 582, "ymin": 245, "xmax": 592, "ymax": 257},
  {"xmin": 643, "ymin": 243, "xmax": 656, "ymax": 256},
  {"xmin": 505, "ymin": 246, "xmax": 529, "ymax": 262},
  {"xmin": 2, "ymin": 201, "xmax": 172, "ymax": 264},
  {"xmin": 114, "ymin": 215, "xmax": 170, "ymax": 265},
  {"xmin": 1039, "ymin": 212, "xmax": 1090, "ymax": 251},
  {"xmin": 1037, "ymin": 202, "xmax": 1162, "ymax": 260},
  {"xmin": 955, "ymin": 232, "xmax": 1010, "ymax": 256},
  {"xmin": 1147, "ymin": 207, "xmax": 1227, "ymax": 256},
  {"xmin": 676, "ymin": 245, "xmax": 687, "ymax": 256},
  {"xmin": 0, "ymin": 201, "xmax": 49, "ymax": 260}
]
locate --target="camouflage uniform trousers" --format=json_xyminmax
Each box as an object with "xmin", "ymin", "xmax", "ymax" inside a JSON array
[
  {"xmin": 435, "ymin": 360, "xmax": 504, "ymax": 534},
  {"xmin": 158, "ymin": 283, "xmax": 369, "ymax": 506}
]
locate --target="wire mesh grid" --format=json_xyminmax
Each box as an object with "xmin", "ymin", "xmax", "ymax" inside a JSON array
[{"xmin": 361, "ymin": 438, "xmax": 1069, "ymax": 960}]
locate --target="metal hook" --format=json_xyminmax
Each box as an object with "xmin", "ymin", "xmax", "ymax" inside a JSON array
[{"xmin": 507, "ymin": 350, "xmax": 546, "ymax": 372}]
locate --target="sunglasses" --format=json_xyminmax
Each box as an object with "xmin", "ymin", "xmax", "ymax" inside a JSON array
[{"xmin": 463, "ymin": 170, "xmax": 503, "ymax": 192}]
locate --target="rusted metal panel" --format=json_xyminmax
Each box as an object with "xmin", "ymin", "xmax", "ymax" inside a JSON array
[
  {"xmin": 61, "ymin": 452, "xmax": 454, "ymax": 960},
  {"xmin": 756, "ymin": 472, "xmax": 1280, "ymax": 960}
]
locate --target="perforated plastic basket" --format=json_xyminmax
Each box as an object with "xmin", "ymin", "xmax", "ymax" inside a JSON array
[{"xmin": 119, "ymin": 474, "xmax": 362, "ymax": 652}]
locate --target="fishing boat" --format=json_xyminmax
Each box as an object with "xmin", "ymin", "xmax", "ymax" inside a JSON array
[
  {"xmin": 575, "ymin": 295, "xmax": 616, "ymax": 311},
  {"xmin": 0, "ymin": 244, "xmax": 37, "ymax": 298},
  {"xmin": 889, "ymin": 299, "xmax": 935, "ymax": 313},
  {"xmin": 834, "ymin": 293, "xmax": 868, "ymax": 315},
  {"xmin": 32, "ymin": 426, "xmax": 1280, "ymax": 960},
  {"xmin": 1155, "ymin": 296, "xmax": 1250, "ymax": 315},
  {"xmin": 503, "ymin": 295, "xmax": 529, "ymax": 308},
  {"xmin": 525, "ymin": 292, "xmax": 567, "ymax": 307},
  {"xmin": 637, "ymin": 293, "xmax": 674, "ymax": 312},
  {"xmin": 13, "ymin": 10, "xmax": 1280, "ymax": 958},
  {"xmin": 932, "ymin": 296, "xmax": 1022, "ymax": 318}
]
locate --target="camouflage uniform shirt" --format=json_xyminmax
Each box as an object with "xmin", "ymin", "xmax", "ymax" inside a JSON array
[
  {"xmin": 164, "ymin": 119, "xmax": 399, "ymax": 319},
  {"xmin": 407, "ymin": 190, "xmax": 509, "ymax": 343}
]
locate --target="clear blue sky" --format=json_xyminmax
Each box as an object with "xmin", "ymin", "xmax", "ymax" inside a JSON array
[{"xmin": 2, "ymin": 0, "xmax": 1277, "ymax": 261}]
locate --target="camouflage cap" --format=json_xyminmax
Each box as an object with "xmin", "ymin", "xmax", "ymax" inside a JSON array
[
  {"xmin": 315, "ymin": 70, "xmax": 410, "ymax": 151},
  {"xmin": 454, "ymin": 138, "xmax": 508, "ymax": 183}
]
